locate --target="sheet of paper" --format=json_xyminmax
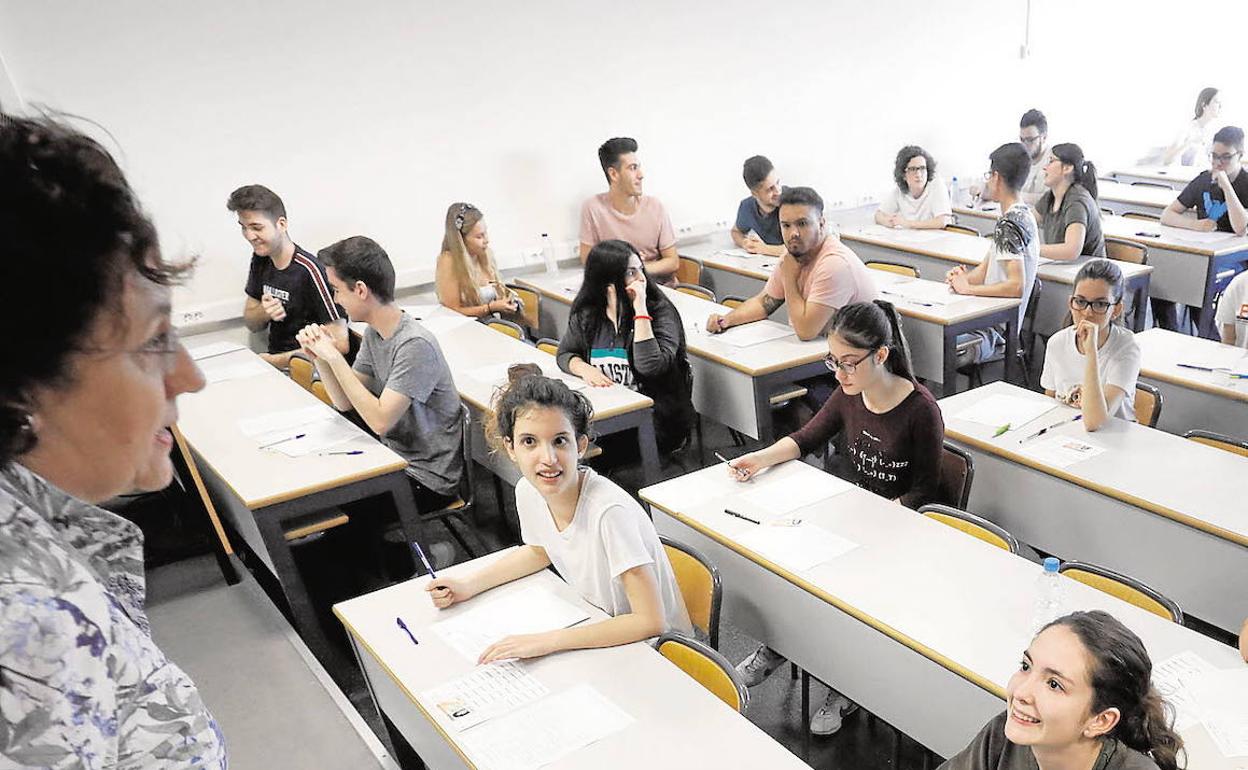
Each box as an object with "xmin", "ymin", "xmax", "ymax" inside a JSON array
[
  {"xmin": 715, "ymin": 322, "xmax": 794, "ymax": 348},
  {"xmin": 421, "ymin": 660, "xmax": 548, "ymax": 732},
  {"xmin": 1019, "ymin": 433, "xmax": 1106, "ymax": 469},
  {"xmin": 419, "ymin": 315, "xmax": 477, "ymax": 335},
  {"xmin": 892, "ymin": 229, "xmax": 946, "ymax": 243},
  {"xmin": 1190, "ymin": 668, "xmax": 1248, "ymax": 758},
  {"xmin": 459, "ymin": 684, "xmax": 633, "ymax": 770},
  {"xmin": 953, "ymin": 394, "xmax": 1061, "ymax": 433},
  {"xmin": 201, "ymin": 357, "xmax": 271, "ymax": 384},
  {"xmin": 238, "ymin": 405, "xmax": 333, "ymax": 438},
  {"xmin": 1151, "ymin": 651, "xmax": 1218, "ymax": 730},
  {"xmin": 735, "ymin": 524, "xmax": 859, "ymax": 572},
  {"xmin": 735, "ymin": 468, "xmax": 852, "ymax": 516},
  {"xmin": 187, "ymin": 341, "xmax": 246, "ymax": 361},
  {"xmin": 268, "ymin": 418, "xmax": 361, "ymax": 457},
  {"xmin": 713, "ymin": 247, "xmax": 752, "ymax": 259},
  {"xmin": 880, "ymin": 279, "xmax": 958, "ymax": 307},
  {"xmin": 1180, "ymin": 345, "xmax": 1248, "ymax": 371},
  {"xmin": 1165, "ymin": 228, "xmax": 1236, "ymax": 245},
  {"xmin": 400, "ymin": 303, "xmax": 440, "ymax": 319},
  {"xmin": 432, "ymin": 586, "xmax": 591, "ymax": 663},
  {"xmin": 464, "ymin": 361, "xmax": 588, "ymax": 391}
]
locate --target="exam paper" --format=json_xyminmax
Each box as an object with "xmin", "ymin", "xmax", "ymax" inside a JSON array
[
  {"xmin": 715, "ymin": 322, "xmax": 794, "ymax": 348},
  {"xmin": 881, "ymin": 279, "xmax": 958, "ymax": 307},
  {"xmin": 458, "ymin": 684, "xmax": 633, "ymax": 770},
  {"xmin": 713, "ymin": 247, "xmax": 753, "ymax": 259},
  {"xmin": 1152, "ymin": 650, "xmax": 1218, "ymax": 730},
  {"xmin": 1190, "ymin": 668, "xmax": 1248, "ymax": 758},
  {"xmin": 736, "ymin": 524, "xmax": 859, "ymax": 572},
  {"xmin": 268, "ymin": 418, "xmax": 361, "ymax": 457},
  {"xmin": 1019, "ymin": 434, "xmax": 1105, "ymax": 469},
  {"xmin": 238, "ymin": 405, "xmax": 334, "ymax": 438},
  {"xmin": 1165, "ymin": 228, "xmax": 1236, "ymax": 245},
  {"xmin": 420, "ymin": 315, "xmax": 477, "ymax": 335},
  {"xmin": 891, "ymin": 229, "xmax": 946, "ymax": 243},
  {"xmin": 953, "ymin": 394, "xmax": 1060, "ymax": 433},
  {"xmin": 1180, "ymin": 345, "xmax": 1248, "ymax": 372},
  {"xmin": 432, "ymin": 586, "xmax": 591, "ymax": 663},
  {"xmin": 400, "ymin": 303, "xmax": 440, "ymax": 319},
  {"xmin": 465, "ymin": 362, "xmax": 588, "ymax": 391},
  {"xmin": 201, "ymin": 357, "xmax": 270, "ymax": 384},
  {"xmin": 422, "ymin": 660, "xmax": 548, "ymax": 732},
  {"xmin": 187, "ymin": 341, "xmax": 246, "ymax": 361},
  {"xmin": 735, "ymin": 468, "xmax": 852, "ymax": 516}
]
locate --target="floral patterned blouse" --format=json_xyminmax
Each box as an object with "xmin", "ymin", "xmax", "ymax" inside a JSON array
[{"xmin": 0, "ymin": 464, "xmax": 226, "ymax": 768}]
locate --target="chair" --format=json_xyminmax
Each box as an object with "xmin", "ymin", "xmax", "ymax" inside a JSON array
[
  {"xmin": 660, "ymin": 536, "xmax": 723, "ymax": 649},
  {"xmin": 865, "ymin": 261, "xmax": 920, "ymax": 279},
  {"xmin": 674, "ymin": 283, "xmax": 715, "ymax": 302},
  {"xmin": 414, "ymin": 410, "xmax": 486, "ymax": 559},
  {"xmin": 961, "ymin": 278, "xmax": 1042, "ymax": 389},
  {"xmin": 919, "ymin": 504, "xmax": 1018, "ymax": 553},
  {"xmin": 945, "ymin": 223, "xmax": 981, "ymax": 237},
  {"xmin": 1058, "ymin": 561, "xmax": 1183, "ymax": 624},
  {"xmin": 937, "ymin": 441, "xmax": 975, "ymax": 509},
  {"xmin": 1133, "ymin": 382, "xmax": 1162, "ymax": 428},
  {"xmin": 1183, "ymin": 430, "xmax": 1248, "ymax": 457},
  {"xmin": 1104, "ymin": 237, "xmax": 1148, "ymax": 265},
  {"xmin": 535, "ymin": 337, "xmax": 560, "ymax": 356},
  {"xmin": 655, "ymin": 633, "xmax": 749, "ymax": 714},
  {"xmin": 721, "ymin": 296, "xmax": 747, "ymax": 309},
  {"xmin": 677, "ymin": 256, "xmax": 703, "ymax": 285},
  {"xmin": 505, "ymin": 284, "xmax": 541, "ymax": 336},
  {"xmin": 289, "ymin": 354, "xmax": 315, "ymax": 393},
  {"xmin": 310, "ymin": 380, "xmax": 333, "ymax": 407},
  {"xmin": 484, "ymin": 317, "xmax": 527, "ymax": 341},
  {"xmin": 1122, "ymin": 212, "xmax": 1161, "ymax": 222}
]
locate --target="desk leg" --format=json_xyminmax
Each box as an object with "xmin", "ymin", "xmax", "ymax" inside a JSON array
[
  {"xmin": 637, "ymin": 418, "xmax": 661, "ymax": 485},
  {"xmin": 940, "ymin": 330, "xmax": 958, "ymax": 398},
  {"xmin": 1003, "ymin": 319, "xmax": 1019, "ymax": 386},
  {"xmin": 1130, "ymin": 275, "xmax": 1149, "ymax": 333},
  {"xmin": 753, "ymin": 381, "xmax": 775, "ymax": 444},
  {"xmin": 254, "ymin": 510, "xmax": 330, "ymax": 654}
]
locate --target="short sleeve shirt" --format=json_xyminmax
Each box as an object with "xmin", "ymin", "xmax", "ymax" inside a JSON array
[
  {"xmin": 579, "ymin": 193, "xmax": 677, "ymax": 283},
  {"xmin": 764, "ymin": 236, "xmax": 880, "ymax": 333},
  {"xmin": 1038, "ymin": 184, "xmax": 1105, "ymax": 257},
  {"xmin": 734, "ymin": 195, "xmax": 783, "ymax": 244},
  {"xmin": 1215, "ymin": 270, "xmax": 1248, "ymax": 348},
  {"xmin": 1176, "ymin": 170, "xmax": 1248, "ymax": 233},
  {"xmin": 983, "ymin": 203, "xmax": 1041, "ymax": 332},
  {"xmin": 244, "ymin": 245, "xmax": 345, "ymax": 353},
  {"xmin": 878, "ymin": 177, "xmax": 952, "ymax": 222},
  {"xmin": 353, "ymin": 313, "xmax": 464, "ymax": 496},
  {"xmin": 1040, "ymin": 324, "xmax": 1142, "ymax": 421}
]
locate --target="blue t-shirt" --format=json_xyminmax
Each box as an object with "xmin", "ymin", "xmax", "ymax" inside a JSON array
[{"xmin": 734, "ymin": 196, "xmax": 783, "ymax": 245}]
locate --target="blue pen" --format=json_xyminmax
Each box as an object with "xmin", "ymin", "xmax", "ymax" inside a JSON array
[
  {"xmin": 410, "ymin": 541, "xmax": 437, "ymax": 578},
  {"xmin": 1019, "ymin": 414, "xmax": 1082, "ymax": 444},
  {"xmin": 259, "ymin": 433, "xmax": 305, "ymax": 449},
  {"xmin": 395, "ymin": 617, "xmax": 419, "ymax": 645},
  {"xmin": 319, "ymin": 450, "xmax": 364, "ymax": 456}
]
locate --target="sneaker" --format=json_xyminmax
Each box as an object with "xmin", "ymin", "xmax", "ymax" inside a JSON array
[
  {"xmin": 810, "ymin": 691, "xmax": 858, "ymax": 736},
  {"xmin": 735, "ymin": 644, "xmax": 787, "ymax": 687}
]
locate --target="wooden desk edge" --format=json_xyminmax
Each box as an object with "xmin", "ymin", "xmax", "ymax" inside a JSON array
[
  {"xmin": 945, "ymin": 428, "xmax": 1248, "ymax": 548},
  {"xmin": 1138, "ymin": 368, "xmax": 1248, "ymax": 403},
  {"xmin": 641, "ymin": 497, "xmax": 1008, "ymax": 702}
]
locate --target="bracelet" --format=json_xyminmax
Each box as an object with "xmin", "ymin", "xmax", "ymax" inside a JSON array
[{"xmin": 634, "ymin": 314, "xmax": 653, "ymax": 321}]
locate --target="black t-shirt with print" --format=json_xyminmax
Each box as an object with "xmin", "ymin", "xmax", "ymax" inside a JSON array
[
  {"xmin": 1176, "ymin": 170, "xmax": 1248, "ymax": 233},
  {"xmin": 244, "ymin": 245, "xmax": 345, "ymax": 354}
]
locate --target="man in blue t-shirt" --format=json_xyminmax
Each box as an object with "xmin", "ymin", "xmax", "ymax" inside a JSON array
[{"xmin": 730, "ymin": 155, "xmax": 786, "ymax": 257}]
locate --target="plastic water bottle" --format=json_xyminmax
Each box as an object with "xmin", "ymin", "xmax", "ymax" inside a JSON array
[
  {"xmin": 541, "ymin": 233, "xmax": 558, "ymax": 274},
  {"xmin": 1032, "ymin": 557, "xmax": 1064, "ymax": 634},
  {"xmin": 949, "ymin": 175, "xmax": 960, "ymax": 207}
]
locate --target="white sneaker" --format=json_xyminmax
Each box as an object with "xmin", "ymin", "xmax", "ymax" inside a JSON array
[
  {"xmin": 735, "ymin": 644, "xmax": 787, "ymax": 687},
  {"xmin": 810, "ymin": 691, "xmax": 858, "ymax": 736}
]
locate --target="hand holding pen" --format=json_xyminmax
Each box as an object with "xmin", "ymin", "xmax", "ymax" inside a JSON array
[{"xmin": 717, "ymin": 451, "xmax": 756, "ymax": 482}]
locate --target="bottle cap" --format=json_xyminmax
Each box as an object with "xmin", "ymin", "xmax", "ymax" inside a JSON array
[{"xmin": 1043, "ymin": 557, "xmax": 1060, "ymax": 573}]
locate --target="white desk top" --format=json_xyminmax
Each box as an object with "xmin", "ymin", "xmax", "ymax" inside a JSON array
[
  {"xmin": 1112, "ymin": 165, "xmax": 1202, "ymax": 185},
  {"xmin": 938, "ymin": 382, "xmax": 1248, "ymax": 547},
  {"xmin": 1102, "ymin": 214, "xmax": 1248, "ymax": 256},
  {"xmin": 640, "ymin": 461, "xmax": 1242, "ymax": 769},
  {"xmin": 956, "ymin": 181, "xmax": 1173, "ymax": 221},
  {"xmin": 334, "ymin": 550, "xmax": 811, "ymax": 770},
  {"xmin": 177, "ymin": 347, "xmax": 407, "ymax": 509},
  {"xmin": 1136, "ymin": 328, "xmax": 1248, "ymax": 403}
]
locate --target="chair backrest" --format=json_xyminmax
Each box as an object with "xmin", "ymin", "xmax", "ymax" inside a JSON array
[
  {"xmin": 1021, "ymin": 278, "xmax": 1043, "ymax": 340},
  {"xmin": 505, "ymin": 284, "xmax": 541, "ymax": 333},
  {"xmin": 919, "ymin": 504, "xmax": 1019, "ymax": 553},
  {"xmin": 660, "ymin": 535, "xmax": 722, "ymax": 648},
  {"xmin": 655, "ymin": 633, "xmax": 749, "ymax": 713},
  {"xmin": 937, "ymin": 440, "xmax": 975, "ymax": 509},
  {"xmin": 289, "ymin": 355, "xmax": 315, "ymax": 392},
  {"xmin": 535, "ymin": 337, "xmax": 560, "ymax": 356},
  {"xmin": 677, "ymin": 256, "xmax": 703, "ymax": 285},
  {"xmin": 1104, "ymin": 237, "xmax": 1148, "ymax": 265},
  {"xmin": 1130, "ymin": 181, "xmax": 1172, "ymax": 189},
  {"xmin": 1183, "ymin": 429, "xmax": 1248, "ymax": 457},
  {"xmin": 485, "ymin": 318, "xmax": 527, "ymax": 340},
  {"xmin": 1133, "ymin": 382, "xmax": 1162, "ymax": 428},
  {"xmin": 454, "ymin": 408, "xmax": 475, "ymax": 504},
  {"xmin": 674, "ymin": 283, "xmax": 715, "ymax": 302},
  {"xmin": 310, "ymin": 380, "xmax": 333, "ymax": 406},
  {"xmin": 1058, "ymin": 561, "xmax": 1183, "ymax": 624},
  {"xmin": 865, "ymin": 261, "xmax": 920, "ymax": 279},
  {"xmin": 1121, "ymin": 212, "xmax": 1160, "ymax": 222},
  {"xmin": 945, "ymin": 223, "xmax": 981, "ymax": 237},
  {"xmin": 721, "ymin": 296, "xmax": 747, "ymax": 309}
]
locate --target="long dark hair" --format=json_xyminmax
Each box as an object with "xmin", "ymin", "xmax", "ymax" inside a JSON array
[
  {"xmin": 487, "ymin": 367, "xmax": 595, "ymax": 453},
  {"xmin": 570, "ymin": 239, "xmax": 664, "ymax": 333},
  {"xmin": 1051, "ymin": 143, "xmax": 1099, "ymax": 201},
  {"xmin": 828, "ymin": 301, "xmax": 916, "ymax": 382},
  {"xmin": 1194, "ymin": 87, "xmax": 1218, "ymax": 120},
  {"xmin": 1042, "ymin": 611, "xmax": 1185, "ymax": 770}
]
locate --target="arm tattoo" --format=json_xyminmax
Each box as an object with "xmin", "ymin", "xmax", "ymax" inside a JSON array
[{"xmin": 761, "ymin": 294, "xmax": 784, "ymax": 316}]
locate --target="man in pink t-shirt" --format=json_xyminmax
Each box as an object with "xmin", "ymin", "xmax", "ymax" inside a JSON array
[
  {"xmin": 579, "ymin": 137, "xmax": 680, "ymax": 286},
  {"xmin": 706, "ymin": 186, "xmax": 879, "ymax": 340}
]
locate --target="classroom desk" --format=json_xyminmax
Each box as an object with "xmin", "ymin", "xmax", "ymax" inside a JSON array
[
  {"xmin": 953, "ymin": 180, "xmax": 1174, "ymax": 234},
  {"xmin": 410, "ymin": 308, "xmax": 661, "ymax": 484},
  {"xmin": 515, "ymin": 270, "xmax": 827, "ymax": 441},
  {"xmin": 640, "ymin": 462, "xmax": 1241, "ymax": 765},
  {"xmin": 835, "ymin": 225, "xmax": 1155, "ymax": 339},
  {"xmin": 1111, "ymin": 165, "xmax": 1202, "ymax": 190},
  {"xmin": 1135, "ymin": 328, "xmax": 1248, "ymax": 438},
  {"xmin": 939, "ymin": 381, "xmax": 1248, "ymax": 632},
  {"xmin": 334, "ymin": 549, "xmax": 812, "ymax": 770},
  {"xmin": 177, "ymin": 346, "xmax": 421, "ymax": 648},
  {"xmin": 675, "ymin": 243, "xmax": 1023, "ymax": 396}
]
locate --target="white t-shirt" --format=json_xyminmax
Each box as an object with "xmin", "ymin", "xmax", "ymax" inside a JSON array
[
  {"xmin": 878, "ymin": 176, "xmax": 952, "ymax": 222},
  {"xmin": 1040, "ymin": 324, "xmax": 1141, "ymax": 422},
  {"xmin": 982, "ymin": 203, "xmax": 1040, "ymax": 333},
  {"xmin": 1215, "ymin": 270, "xmax": 1248, "ymax": 348},
  {"xmin": 516, "ymin": 468, "xmax": 692, "ymax": 635}
]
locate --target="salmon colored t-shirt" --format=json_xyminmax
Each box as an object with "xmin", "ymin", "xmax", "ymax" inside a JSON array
[
  {"xmin": 764, "ymin": 235, "xmax": 880, "ymax": 328},
  {"xmin": 579, "ymin": 193, "xmax": 677, "ymax": 284}
]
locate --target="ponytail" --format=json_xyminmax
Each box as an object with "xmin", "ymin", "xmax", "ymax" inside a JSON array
[
  {"xmin": 1116, "ymin": 688, "xmax": 1185, "ymax": 770},
  {"xmin": 828, "ymin": 301, "xmax": 916, "ymax": 382},
  {"xmin": 1079, "ymin": 160, "xmax": 1099, "ymax": 201}
]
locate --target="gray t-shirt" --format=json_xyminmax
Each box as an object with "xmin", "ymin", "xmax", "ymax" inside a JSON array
[
  {"xmin": 353, "ymin": 313, "xmax": 464, "ymax": 496},
  {"xmin": 1038, "ymin": 183, "xmax": 1105, "ymax": 257}
]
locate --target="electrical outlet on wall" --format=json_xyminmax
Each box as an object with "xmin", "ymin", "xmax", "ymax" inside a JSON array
[
  {"xmin": 178, "ymin": 309, "xmax": 205, "ymax": 325},
  {"xmin": 519, "ymin": 247, "xmax": 543, "ymax": 265}
]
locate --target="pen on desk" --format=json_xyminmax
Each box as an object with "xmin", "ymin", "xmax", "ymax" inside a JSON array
[
  {"xmin": 258, "ymin": 433, "xmax": 305, "ymax": 449},
  {"xmin": 724, "ymin": 509, "xmax": 761, "ymax": 525},
  {"xmin": 318, "ymin": 450, "xmax": 364, "ymax": 456},
  {"xmin": 395, "ymin": 617, "xmax": 419, "ymax": 646},
  {"xmin": 1135, "ymin": 232, "xmax": 1160, "ymax": 238},
  {"xmin": 410, "ymin": 541, "xmax": 437, "ymax": 578},
  {"xmin": 1176, "ymin": 363, "xmax": 1215, "ymax": 372},
  {"xmin": 1019, "ymin": 414, "xmax": 1082, "ymax": 444}
]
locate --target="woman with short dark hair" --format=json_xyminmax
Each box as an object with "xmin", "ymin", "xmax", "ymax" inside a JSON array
[{"xmin": 875, "ymin": 145, "xmax": 953, "ymax": 230}]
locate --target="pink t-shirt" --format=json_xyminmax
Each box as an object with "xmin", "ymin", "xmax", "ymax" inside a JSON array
[
  {"xmin": 764, "ymin": 235, "xmax": 879, "ymax": 325},
  {"xmin": 579, "ymin": 193, "xmax": 677, "ymax": 281}
]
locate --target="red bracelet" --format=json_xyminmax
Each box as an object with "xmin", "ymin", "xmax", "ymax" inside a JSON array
[{"xmin": 634, "ymin": 314, "xmax": 653, "ymax": 321}]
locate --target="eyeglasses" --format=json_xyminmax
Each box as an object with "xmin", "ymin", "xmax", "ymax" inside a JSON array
[
  {"xmin": 1069, "ymin": 296, "xmax": 1119, "ymax": 314},
  {"xmin": 77, "ymin": 327, "xmax": 186, "ymax": 374},
  {"xmin": 1211, "ymin": 151, "xmax": 1241, "ymax": 163},
  {"xmin": 823, "ymin": 351, "xmax": 872, "ymax": 374},
  {"xmin": 1019, "ymin": 134, "xmax": 1044, "ymax": 145},
  {"xmin": 904, "ymin": 165, "xmax": 928, "ymax": 174}
]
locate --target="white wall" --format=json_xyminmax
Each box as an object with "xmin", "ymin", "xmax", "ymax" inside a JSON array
[{"xmin": 0, "ymin": 0, "xmax": 1236, "ymax": 322}]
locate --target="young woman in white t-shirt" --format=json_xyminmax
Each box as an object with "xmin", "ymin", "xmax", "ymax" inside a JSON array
[
  {"xmin": 874, "ymin": 145, "xmax": 953, "ymax": 230},
  {"xmin": 426, "ymin": 370, "xmax": 691, "ymax": 662},
  {"xmin": 1039, "ymin": 259, "xmax": 1142, "ymax": 430}
]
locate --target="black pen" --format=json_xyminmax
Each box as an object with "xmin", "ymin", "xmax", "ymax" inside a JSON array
[
  {"xmin": 395, "ymin": 617, "xmax": 419, "ymax": 645},
  {"xmin": 1135, "ymin": 232, "xmax": 1160, "ymax": 238},
  {"xmin": 724, "ymin": 509, "xmax": 761, "ymax": 525}
]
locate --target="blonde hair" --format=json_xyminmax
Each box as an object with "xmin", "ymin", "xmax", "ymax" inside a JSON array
[{"xmin": 440, "ymin": 202, "xmax": 507, "ymax": 307}]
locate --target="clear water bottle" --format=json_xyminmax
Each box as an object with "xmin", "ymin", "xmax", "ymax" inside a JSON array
[
  {"xmin": 949, "ymin": 175, "xmax": 960, "ymax": 207},
  {"xmin": 1032, "ymin": 557, "xmax": 1064, "ymax": 634},
  {"xmin": 541, "ymin": 233, "xmax": 558, "ymax": 274}
]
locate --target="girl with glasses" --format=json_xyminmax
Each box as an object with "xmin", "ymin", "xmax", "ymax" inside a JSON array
[
  {"xmin": 1040, "ymin": 259, "xmax": 1142, "ymax": 430},
  {"xmin": 874, "ymin": 145, "xmax": 954, "ymax": 230}
]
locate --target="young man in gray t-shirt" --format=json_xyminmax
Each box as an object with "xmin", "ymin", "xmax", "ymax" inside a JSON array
[{"xmin": 297, "ymin": 236, "xmax": 464, "ymax": 510}]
